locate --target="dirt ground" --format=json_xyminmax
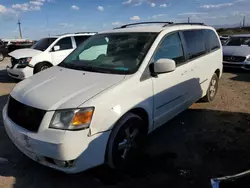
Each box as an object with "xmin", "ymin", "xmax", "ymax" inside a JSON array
[{"xmin": 0, "ymin": 59, "xmax": 250, "ymax": 188}]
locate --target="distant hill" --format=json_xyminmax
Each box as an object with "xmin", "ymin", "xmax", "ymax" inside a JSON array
[
  {"xmin": 213, "ymin": 24, "xmax": 241, "ymax": 29},
  {"xmin": 216, "ymin": 27, "xmax": 250, "ymax": 35}
]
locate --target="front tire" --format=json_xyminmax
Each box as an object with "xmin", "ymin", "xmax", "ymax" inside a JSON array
[
  {"xmin": 202, "ymin": 73, "xmax": 219, "ymax": 102},
  {"xmin": 106, "ymin": 113, "xmax": 146, "ymax": 169},
  {"xmin": 34, "ymin": 62, "xmax": 52, "ymax": 74},
  {"xmin": 0, "ymin": 52, "xmax": 4, "ymax": 62}
]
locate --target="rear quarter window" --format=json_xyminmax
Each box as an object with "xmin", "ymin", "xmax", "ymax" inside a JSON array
[
  {"xmin": 203, "ymin": 29, "xmax": 220, "ymax": 51},
  {"xmin": 182, "ymin": 30, "xmax": 206, "ymax": 60}
]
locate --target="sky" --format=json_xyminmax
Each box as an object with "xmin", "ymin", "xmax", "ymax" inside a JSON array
[{"xmin": 0, "ymin": 0, "xmax": 250, "ymax": 39}]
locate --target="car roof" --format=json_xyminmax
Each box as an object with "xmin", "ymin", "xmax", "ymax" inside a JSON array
[
  {"xmin": 100, "ymin": 26, "xmax": 165, "ymax": 33},
  {"xmin": 232, "ymin": 34, "xmax": 250, "ymax": 37},
  {"xmin": 99, "ymin": 22, "xmax": 215, "ymax": 34},
  {"xmin": 50, "ymin": 32, "xmax": 96, "ymax": 38}
]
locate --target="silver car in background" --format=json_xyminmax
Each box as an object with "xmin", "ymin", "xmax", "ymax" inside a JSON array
[
  {"xmin": 223, "ymin": 34, "xmax": 250, "ymax": 70},
  {"xmin": 220, "ymin": 36, "xmax": 229, "ymax": 45}
]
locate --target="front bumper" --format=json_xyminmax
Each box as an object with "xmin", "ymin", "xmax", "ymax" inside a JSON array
[
  {"xmin": 2, "ymin": 105, "xmax": 111, "ymax": 173},
  {"xmin": 6, "ymin": 65, "xmax": 33, "ymax": 80},
  {"xmin": 223, "ymin": 61, "xmax": 250, "ymax": 70}
]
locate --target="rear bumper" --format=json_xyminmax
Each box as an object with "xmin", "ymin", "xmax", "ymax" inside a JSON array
[
  {"xmin": 6, "ymin": 65, "xmax": 33, "ymax": 80},
  {"xmin": 2, "ymin": 105, "xmax": 111, "ymax": 173}
]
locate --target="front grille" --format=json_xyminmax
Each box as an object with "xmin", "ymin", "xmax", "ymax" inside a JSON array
[
  {"xmin": 223, "ymin": 56, "xmax": 246, "ymax": 62},
  {"xmin": 11, "ymin": 58, "xmax": 19, "ymax": 68},
  {"xmin": 7, "ymin": 96, "xmax": 46, "ymax": 132}
]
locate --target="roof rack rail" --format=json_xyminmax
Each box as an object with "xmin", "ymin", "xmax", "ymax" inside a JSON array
[
  {"xmin": 75, "ymin": 32, "xmax": 97, "ymax": 34},
  {"xmin": 56, "ymin": 32, "xmax": 97, "ymax": 36},
  {"xmin": 167, "ymin": 22, "xmax": 205, "ymax": 26},
  {"xmin": 115, "ymin": 22, "xmax": 174, "ymax": 29}
]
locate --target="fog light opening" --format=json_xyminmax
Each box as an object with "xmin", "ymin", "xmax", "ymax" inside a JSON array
[{"xmin": 54, "ymin": 159, "xmax": 74, "ymax": 168}]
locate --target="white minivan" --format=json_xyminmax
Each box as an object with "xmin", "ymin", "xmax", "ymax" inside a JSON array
[
  {"xmin": 7, "ymin": 33, "xmax": 96, "ymax": 79},
  {"xmin": 3, "ymin": 22, "xmax": 222, "ymax": 173}
]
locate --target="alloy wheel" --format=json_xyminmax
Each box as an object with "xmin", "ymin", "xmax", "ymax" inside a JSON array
[
  {"xmin": 118, "ymin": 126, "xmax": 139, "ymax": 160},
  {"xmin": 209, "ymin": 78, "xmax": 217, "ymax": 98},
  {"xmin": 0, "ymin": 53, "xmax": 4, "ymax": 61}
]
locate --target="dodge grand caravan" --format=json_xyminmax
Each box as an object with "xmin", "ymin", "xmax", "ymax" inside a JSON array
[
  {"xmin": 3, "ymin": 22, "xmax": 223, "ymax": 173},
  {"xmin": 7, "ymin": 32, "xmax": 96, "ymax": 79}
]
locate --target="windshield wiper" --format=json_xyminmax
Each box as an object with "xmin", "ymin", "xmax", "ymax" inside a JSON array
[
  {"xmin": 59, "ymin": 62, "xmax": 83, "ymax": 70},
  {"xmin": 78, "ymin": 65, "xmax": 113, "ymax": 74},
  {"xmin": 59, "ymin": 62, "xmax": 112, "ymax": 73}
]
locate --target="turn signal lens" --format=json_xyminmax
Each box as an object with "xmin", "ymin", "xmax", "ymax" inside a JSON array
[
  {"xmin": 49, "ymin": 107, "xmax": 94, "ymax": 130},
  {"xmin": 72, "ymin": 110, "xmax": 94, "ymax": 126}
]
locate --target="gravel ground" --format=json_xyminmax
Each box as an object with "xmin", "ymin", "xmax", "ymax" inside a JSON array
[{"xmin": 0, "ymin": 59, "xmax": 250, "ymax": 188}]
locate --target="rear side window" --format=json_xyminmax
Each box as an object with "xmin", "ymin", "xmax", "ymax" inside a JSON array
[
  {"xmin": 153, "ymin": 33, "xmax": 185, "ymax": 65},
  {"xmin": 182, "ymin": 30, "xmax": 206, "ymax": 60},
  {"xmin": 203, "ymin": 30, "xmax": 220, "ymax": 51},
  {"xmin": 55, "ymin": 37, "xmax": 72, "ymax": 50},
  {"xmin": 75, "ymin": 36, "xmax": 91, "ymax": 46}
]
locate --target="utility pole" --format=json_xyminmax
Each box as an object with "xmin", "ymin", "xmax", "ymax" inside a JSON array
[
  {"xmin": 243, "ymin": 16, "xmax": 246, "ymax": 28},
  {"xmin": 17, "ymin": 20, "xmax": 23, "ymax": 39},
  {"xmin": 46, "ymin": 15, "xmax": 51, "ymax": 37},
  {"xmin": 188, "ymin": 17, "xmax": 190, "ymax": 23}
]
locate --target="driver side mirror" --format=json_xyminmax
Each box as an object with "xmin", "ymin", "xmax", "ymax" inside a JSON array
[
  {"xmin": 53, "ymin": 45, "xmax": 60, "ymax": 51},
  {"xmin": 151, "ymin": 58, "xmax": 176, "ymax": 75}
]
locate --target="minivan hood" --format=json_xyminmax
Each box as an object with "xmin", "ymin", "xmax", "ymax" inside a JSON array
[
  {"xmin": 8, "ymin": 48, "xmax": 42, "ymax": 59},
  {"xmin": 11, "ymin": 66, "xmax": 125, "ymax": 110},
  {"xmin": 223, "ymin": 46, "xmax": 250, "ymax": 57}
]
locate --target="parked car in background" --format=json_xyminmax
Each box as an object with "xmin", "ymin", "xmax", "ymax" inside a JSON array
[
  {"xmin": 220, "ymin": 36, "xmax": 229, "ymax": 45},
  {"xmin": 7, "ymin": 32, "xmax": 96, "ymax": 79},
  {"xmin": 223, "ymin": 34, "xmax": 250, "ymax": 70},
  {"xmin": 3, "ymin": 22, "xmax": 223, "ymax": 173},
  {"xmin": 2, "ymin": 39, "xmax": 35, "ymax": 53},
  {"xmin": 0, "ymin": 39, "xmax": 8, "ymax": 61},
  {"xmin": 8, "ymin": 41, "xmax": 35, "ymax": 53}
]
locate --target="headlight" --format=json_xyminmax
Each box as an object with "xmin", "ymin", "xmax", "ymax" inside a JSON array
[
  {"xmin": 17, "ymin": 57, "xmax": 32, "ymax": 68},
  {"xmin": 49, "ymin": 107, "xmax": 94, "ymax": 130},
  {"xmin": 246, "ymin": 56, "xmax": 250, "ymax": 62}
]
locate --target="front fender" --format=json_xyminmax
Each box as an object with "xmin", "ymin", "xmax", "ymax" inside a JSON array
[
  {"xmin": 82, "ymin": 77, "xmax": 154, "ymax": 135},
  {"xmin": 29, "ymin": 52, "xmax": 52, "ymax": 67}
]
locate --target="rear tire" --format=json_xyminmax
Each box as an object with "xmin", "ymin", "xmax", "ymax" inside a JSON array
[
  {"xmin": 106, "ymin": 113, "xmax": 146, "ymax": 170},
  {"xmin": 34, "ymin": 62, "xmax": 52, "ymax": 74},
  {"xmin": 0, "ymin": 52, "xmax": 4, "ymax": 62},
  {"xmin": 202, "ymin": 73, "xmax": 219, "ymax": 102}
]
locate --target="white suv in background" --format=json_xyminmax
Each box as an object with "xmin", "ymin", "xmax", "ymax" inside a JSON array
[
  {"xmin": 3, "ymin": 22, "xmax": 222, "ymax": 173},
  {"xmin": 7, "ymin": 32, "xmax": 96, "ymax": 79}
]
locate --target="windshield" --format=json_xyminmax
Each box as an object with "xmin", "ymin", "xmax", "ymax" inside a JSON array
[
  {"xmin": 31, "ymin": 37, "xmax": 57, "ymax": 51},
  {"xmin": 59, "ymin": 32, "xmax": 157, "ymax": 74},
  {"xmin": 226, "ymin": 37, "xmax": 250, "ymax": 46}
]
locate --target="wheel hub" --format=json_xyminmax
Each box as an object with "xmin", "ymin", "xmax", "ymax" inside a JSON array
[
  {"xmin": 0, "ymin": 53, "xmax": 3, "ymax": 60},
  {"xmin": 41, "ymin": 66, "xmax": 49, "ymax": 71},
  {"xmin": 209, "ymin": 79, "xmax": 217, "ymax": 97},
  {"xmin": 118, "ymin": 127, "xmax": 139, "ymax": 160}
]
